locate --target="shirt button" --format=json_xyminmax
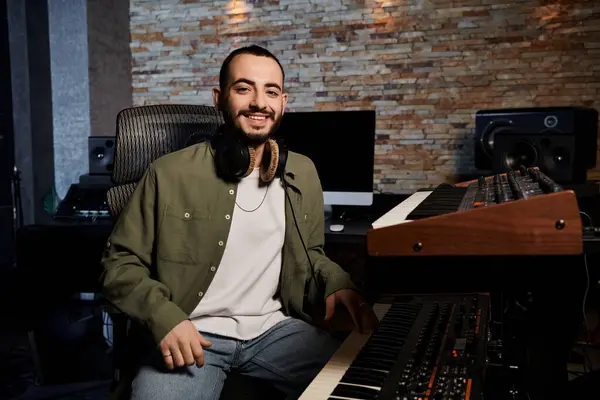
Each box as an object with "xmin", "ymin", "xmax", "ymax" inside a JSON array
[
  {"xmin": 225, "ymin": 214, "xmax": 231, "ymax": 220},
  {"xmin": 198, "ymin": 291, "xmax": 204, "ymax": 297},
  {"xmin": 210, "ymin": 266, "xmax": 216, "ymax": 272},
  {"xmin": 184, "ymin": 212, "xmax": 191, "ymax": 219},
  {"xmin": 229, "ymin": 189, "xmax": 234, "ymax": 195},
  {"xmin": 218, "ymin": 241, "xmax": 224, "ymax": 246}
]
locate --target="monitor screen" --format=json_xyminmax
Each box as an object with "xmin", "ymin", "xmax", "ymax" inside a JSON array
[{"xmin": 276, "ymin": 110, "xmax": 376, "ymax": 206}]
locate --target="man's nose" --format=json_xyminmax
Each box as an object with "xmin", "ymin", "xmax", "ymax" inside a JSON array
[{"xmin": 249, "ymin": 91, "xmax": 267, "ymax": 110}]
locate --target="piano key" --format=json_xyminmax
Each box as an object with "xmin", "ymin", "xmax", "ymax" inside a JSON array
[
  {"xmin": 371, "ymin": 190, "xmax": 433, "ymax": 229},
  {"xmin": 340, "ymin": 368, "xmax": 389, "ymax": 387},
  {"xmin": 405, "ymin": 186, "xmax": 468, "ymax": 220},
  {"xmin": 358, "ymin": 342, "xmax": 403, "ymax": 354},
  {"xmin": 372, "ymin": 326, "xmax": 409, "ymax": 336},
  {"xmin": 330, "ymin": 383, "xmax": 380, "ymax": 399},
  {"xmin": 297, "ymin": 303, "xmax": 391, "ymax": 400},
  {"xmin": 350, "ymin": 358, "xmax": 395, "ymax": 371},
  {"xmin": 359, "ymin": 336, "xmax": 404, "ymax": 348},
  {"xmin": 360, "ymin": 346, "xmax": 403, "ymax": 358}
]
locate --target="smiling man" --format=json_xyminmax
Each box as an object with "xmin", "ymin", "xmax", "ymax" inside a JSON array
[{"xmin": 100, "ymin": 45, "xmax": 378, "ymax": 400}]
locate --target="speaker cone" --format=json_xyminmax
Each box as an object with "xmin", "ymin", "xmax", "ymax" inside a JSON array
[
  {"xmin": 90, "ymin": 139, "xmax": 114, "ymax": 172},
  {"xmin": 479, "ymin": 121, "xmax": 515, "ymax": 159},
  {"xmin": 502, "ymin": 140, "xmax": 538, "ymax": 170}
]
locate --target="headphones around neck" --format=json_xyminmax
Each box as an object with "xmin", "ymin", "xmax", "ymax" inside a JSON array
[{"xmin": 211, "ymin": 128, "xmax": 288, "ymax": 183}]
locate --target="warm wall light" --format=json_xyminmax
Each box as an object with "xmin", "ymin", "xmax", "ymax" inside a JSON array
[
  {"xmin": 225, "ymin": 0, "xmax": 250, "ymax": 19},
  {"xmin": 220, "ymin": 0, "xmax": 255, "ymax": 36},
  {"xmin": 228, "ymin": 0, "xmax": 247, "ymax": 9}
]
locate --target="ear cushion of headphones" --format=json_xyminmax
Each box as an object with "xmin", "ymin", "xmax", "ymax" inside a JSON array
[
  {"xmin": 260, "ymin": 139, "xmax": 288, "ymax": 182},
  {"xmin": 212, "ymin": 134, "xmax": 255, "ymax": 181},
  {"xmin": 260, "ymin": 139, "xmax": 279, "ymax": 182}
]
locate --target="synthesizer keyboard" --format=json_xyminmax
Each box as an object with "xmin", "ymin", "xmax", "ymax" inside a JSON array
[
  {"xmin": 368, "ymin": 167, "xmax": 583, "ymax": 256},
  {"xmin": 300, "ymin": 293, "xmax": 489, "ymax": 400}
]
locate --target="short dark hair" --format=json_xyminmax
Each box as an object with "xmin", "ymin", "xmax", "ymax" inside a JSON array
[{"xmin": 219, "ymin": 45, "xmax": 285, "ymax": 92}]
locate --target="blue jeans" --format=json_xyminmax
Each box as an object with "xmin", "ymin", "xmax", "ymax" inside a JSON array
[{"xmin": 130, "ymin": 318, "xmax": 341, "ymax": 400}]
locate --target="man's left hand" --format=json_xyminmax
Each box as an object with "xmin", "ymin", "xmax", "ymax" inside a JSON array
[{"xmin": 325, "ymin": 289, "xmax": 379, "ymax": 334}]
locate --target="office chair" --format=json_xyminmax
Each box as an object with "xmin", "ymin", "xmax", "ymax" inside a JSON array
[{"xmin": 105, "ymin": 104, "xmax": 284, "ymax": 400}]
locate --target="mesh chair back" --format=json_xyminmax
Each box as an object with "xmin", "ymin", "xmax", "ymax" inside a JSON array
[
  {"xmin": 112, "ymin": 104, "xmax": 223, "ymax": 185},
  {"xmin": 107, "ymin": 104, "xmax": 223, "ymax": 218},
  {"xmin": 106, "ymin": 183, "xmax": 137, "ymax": 220}
]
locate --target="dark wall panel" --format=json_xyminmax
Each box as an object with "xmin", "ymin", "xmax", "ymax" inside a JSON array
[{"xmin": 1, "ymin": 0, "xmax": 15, "ymax": 268}]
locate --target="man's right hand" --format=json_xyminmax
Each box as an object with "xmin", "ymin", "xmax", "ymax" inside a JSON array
[{"xmin": 159, "ymin": 320, "xmax": 212, "ymax": 369}]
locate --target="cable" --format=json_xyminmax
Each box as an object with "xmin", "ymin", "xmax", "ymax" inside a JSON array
[
  {"xmin": 582, "ymin": 252, "xmax": 593, "ymax": 372},
  {"xmin": 580, "ymin": 211, "xmax": 594, "ymax": 228},
  {"xmin": 579, "ymin": 211, "xmax": 596, "ymax": 371}
]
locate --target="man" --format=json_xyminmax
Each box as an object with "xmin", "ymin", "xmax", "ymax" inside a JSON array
[{"xmin": 100, "ymin": 45, "xmax": 378, "ymax": 400}]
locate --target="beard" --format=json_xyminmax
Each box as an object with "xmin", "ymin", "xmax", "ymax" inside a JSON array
[{"xmin": 221, "ymin": 105, "xmax": 283, "ymax": 145}]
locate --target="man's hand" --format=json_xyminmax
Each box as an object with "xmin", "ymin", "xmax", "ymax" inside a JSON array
[
  {"xmin": 159, "ymin": 320, "xmax": 212, "ymax": 369},
  {"xmin": 325, "ymin": 289, "xmax": 379, "ymax": 334}
]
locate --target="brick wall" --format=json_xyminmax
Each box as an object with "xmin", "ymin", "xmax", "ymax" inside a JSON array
[{"xmin": 130, "ymin": 0, "xmax": 600, "ymax": 193}]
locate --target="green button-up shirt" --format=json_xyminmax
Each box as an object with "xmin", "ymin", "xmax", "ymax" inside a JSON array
[{"xmin": 100, "ymin": 142, "xmax": 357, "ymax": 344}]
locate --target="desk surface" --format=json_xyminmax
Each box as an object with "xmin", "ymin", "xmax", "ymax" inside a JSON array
[
  {"xmin": 18, "ymin": 214, "xmax": 600, "ymax": 251},
  {"xmin": 324, "ymin": 218, "xmax": 373, "ymax": 243}
]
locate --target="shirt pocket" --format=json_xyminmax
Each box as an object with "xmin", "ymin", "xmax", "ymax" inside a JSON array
[{"xmin": 158, "ymin": 205, "xmax": 210, "ymax": 264}]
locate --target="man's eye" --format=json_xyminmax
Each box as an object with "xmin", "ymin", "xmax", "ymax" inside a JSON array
[
  {"xmin": 236, "ymin": 87, "xmax": 249, "ymax": 93},
  {"xmin": 267, "ymin": 91, "xmax": 279, "ymax": 96}
]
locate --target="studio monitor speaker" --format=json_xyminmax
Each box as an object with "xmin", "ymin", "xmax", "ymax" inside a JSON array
[
  {"xmin": 474, "ymin": 107, "xmax": 598, "ymax": 183},
  {"xmin": 88, "ymin": 136, "xmax": 115, "ymax": 175}
]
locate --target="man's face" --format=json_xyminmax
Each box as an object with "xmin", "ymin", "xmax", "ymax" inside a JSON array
[{"xmin": 213, "ymin": 53, "xmax": 288, "ymax": 144}]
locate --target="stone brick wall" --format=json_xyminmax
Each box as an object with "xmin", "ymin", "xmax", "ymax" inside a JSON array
[{"xmin": 130, "ymin": 0, "xmax": 600, "ymax": 193}]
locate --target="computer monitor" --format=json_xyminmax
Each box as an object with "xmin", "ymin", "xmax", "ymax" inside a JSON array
[{"xmin": 276, "ymin": 110, "xmax": 376, "ymax": 206}]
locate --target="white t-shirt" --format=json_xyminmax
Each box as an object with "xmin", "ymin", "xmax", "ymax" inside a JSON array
[{"xmin": 189, "ymin": 168, "xmax": 289, "ymax": 339}]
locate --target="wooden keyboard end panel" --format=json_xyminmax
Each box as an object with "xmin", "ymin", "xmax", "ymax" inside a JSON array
[{"xmin": 367, "ymin": 190, "xmax": 583, "ymax": 256}]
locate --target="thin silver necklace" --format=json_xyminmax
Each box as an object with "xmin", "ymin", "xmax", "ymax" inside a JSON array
[{"xmin": 235, "ymin": 184, "xmax": 269, "ymax": 212}]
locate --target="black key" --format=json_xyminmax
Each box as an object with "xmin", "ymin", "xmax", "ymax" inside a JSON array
[
  {"xmin": 340, "ymin": 368, "xmax": 388, "ymax": 387},
  {"xmin": 351, "ymin": 358, "xmax": 394, "ymax": 371},
  {"xmin": 357, "ymin": 346, "xmax": 400, "ymax": 361},
  {"xmin": 351, "ymin": 355, "xmax": 395, "ymax": 369},
  {"xmin": 363, "ymin": 337, "xmax": 404, "ymax": 348},
  {"xmin": 372, "ymin": 325, "xmax": 410, "ymax": 336},
  {"xmin": 360, "ymin": 342, "xmax": 403, "ymax": 354},
  {"xmin": 330, "ymin": 383, "xmax": 380, "ymax": 400},
  {"xmin": 406, "ymin": 185, "xmax": 468, "ymax": 220}
]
